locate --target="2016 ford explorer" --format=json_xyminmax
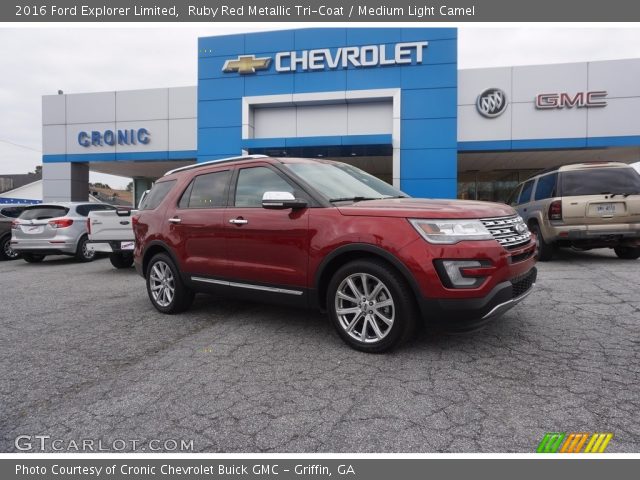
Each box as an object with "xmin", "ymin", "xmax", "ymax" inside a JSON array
[{"xmin": 133, "ymin": 156, "xmax": 537, "ymax": 352}]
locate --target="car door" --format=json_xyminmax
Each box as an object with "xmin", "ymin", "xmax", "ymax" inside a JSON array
[
  {"xmin": 223, "ymin": 164, "xmax": 310, "ymax": 290},
  {"xmin": 165, "ymin": 169, "xmax": 231, "ymax": 278}
]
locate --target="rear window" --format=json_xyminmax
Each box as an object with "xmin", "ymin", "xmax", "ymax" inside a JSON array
[
  {"xmin": 561, "ymin": 168, "xmax": 640, "ymax": 196},
  {"xmin": 140, "ymin": 180, "xmax": 176, "ymax": 210},
  {"xmin": 19, "ymin": 206, "xmax": 69, "ymax": 220},
  {"xmin": 76, "ymin": 204, "xmax": 116, "ymax": 216}
]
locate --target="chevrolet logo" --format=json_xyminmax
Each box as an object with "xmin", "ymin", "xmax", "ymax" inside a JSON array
[{"xmin": 222, "ymin": 55, "xmax": 272, "ymax": 74}]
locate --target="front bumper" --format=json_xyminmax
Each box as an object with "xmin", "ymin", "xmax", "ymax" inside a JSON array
[{"xmin": 420, "ymin": 267, "xmax": 537, "ymax": 332}]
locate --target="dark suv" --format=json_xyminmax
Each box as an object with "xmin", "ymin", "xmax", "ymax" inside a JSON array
[{"xmin": 133, "ymin": 155, "xmax": 537, "ymax": 352}]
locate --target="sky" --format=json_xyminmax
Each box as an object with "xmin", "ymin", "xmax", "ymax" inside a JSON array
[{"xmin": 2, "ymin": 26, "xmax": 640, "ymax": 189}]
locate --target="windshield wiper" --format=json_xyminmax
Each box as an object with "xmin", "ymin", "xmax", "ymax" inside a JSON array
[{"xmin": 329, "ymin": 196, "xmax": 381, "ymax": 203}]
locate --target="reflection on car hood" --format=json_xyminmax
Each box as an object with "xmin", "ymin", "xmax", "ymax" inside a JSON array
[{"xmin": 336, "ymin": 198, "xmax": 516, "ymax": 219}]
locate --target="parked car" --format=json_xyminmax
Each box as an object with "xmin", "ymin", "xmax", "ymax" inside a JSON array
[
  {"xmin": 132, "ymin": 155, "xmax": 537, "ymax": 352},
  {"xmin": 508, "ymin": 162, "xmax": 640, "ymax": 261},
  {"xmin": 0, "ymin": 205, "xmax": 28, "ymax": 260},
  {"xmin": 87, "ymin": 190, "xmax": 149, "ymax": 269},
  {"xmin": 11, "ymin": 202, "xmax": 115, "ymax": 263}
]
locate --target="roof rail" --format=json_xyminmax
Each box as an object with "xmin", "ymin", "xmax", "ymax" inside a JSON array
[{"xmin": 163, "ymin": 155, "xmax": 269, "ymax": 176}]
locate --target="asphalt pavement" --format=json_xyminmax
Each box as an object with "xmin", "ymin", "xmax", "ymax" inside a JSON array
[{"xmin": 1, "ymin": 249, "xmax": 638, "ymax": 452}]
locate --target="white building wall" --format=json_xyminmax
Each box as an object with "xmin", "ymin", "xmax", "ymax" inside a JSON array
[{"xmin": 458, "ymin": 58, "xmax": 640, "ymax": 143}]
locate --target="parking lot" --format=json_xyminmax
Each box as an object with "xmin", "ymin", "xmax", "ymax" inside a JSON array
[{"xmin": 1, "ymin": 249, "xmax": 639, "ymax": 453}]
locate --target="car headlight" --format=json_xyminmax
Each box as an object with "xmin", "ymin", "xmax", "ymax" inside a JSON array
[{"xmin": 409, "ymin": 219, "xmax": 494, "ymax": 244}]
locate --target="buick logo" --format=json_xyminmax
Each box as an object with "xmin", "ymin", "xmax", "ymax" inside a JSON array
[{"xmin": 476, "ymin": 88, "xmax": 507, "ymax": 118}]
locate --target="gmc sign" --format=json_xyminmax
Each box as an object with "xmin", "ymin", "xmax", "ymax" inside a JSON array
[{"xmin": 535, "ymin": 91, "xmax": 608, "ymax": 109}]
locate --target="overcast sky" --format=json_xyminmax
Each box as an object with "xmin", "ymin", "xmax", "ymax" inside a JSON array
[{"xmin": 2, "ymin": 26, "xmax": 640, "ymax": 188}]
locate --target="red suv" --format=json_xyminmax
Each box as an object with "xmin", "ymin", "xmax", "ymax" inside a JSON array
[{"xmin": 133, "ymin": 155, "xmax": 537, "ymax": 352}]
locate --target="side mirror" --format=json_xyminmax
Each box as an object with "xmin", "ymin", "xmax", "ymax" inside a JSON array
[
  {"xmin": 116, "ymin": 207, "xmax": 132, "ymax": 217},
  {"xmin": 262, "ymin": 191, "xmax": 307, "ymax": 210}
]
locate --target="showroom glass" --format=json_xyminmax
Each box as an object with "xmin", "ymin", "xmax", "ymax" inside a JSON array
[
  {"xmin": 19, "ymin": 206, "xmax": 69, "ymax": 220},
  {"xmin": 140, "ymin": 180, "xmax": 176, "ymax": 210},
  {"xmin": 285, "ymin": 162, "xmax": 406, "ymax": 200},
  {"xmin": 534, "ymin": 173, "xmax": 558, "ymax": 201},
  {"xmin": 179, "ymin": 170, "xmax": 230, "ymax": 208},
  {"xmin": 234, "ymin": 167, "xmax": 294, "ymax": 207},
  {"xmin": 517, "ymin": 180, "xmax": 535, "ymax": 205},
  {"xmin": 561, "ymin": 168, "xmax": 640, "ymax": 196}
]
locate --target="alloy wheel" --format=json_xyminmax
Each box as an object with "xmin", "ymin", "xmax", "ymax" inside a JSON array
[
  {"xmin": 149, "ymin": 261, "xmax": 175, "ymax": 307},
  {"xmin": 3, "ymin": 238, "xmax": 19, "ymax": 259},
  {"xmin": 334, "ymin": 273, "xmax": 395, "ymax": 344}
]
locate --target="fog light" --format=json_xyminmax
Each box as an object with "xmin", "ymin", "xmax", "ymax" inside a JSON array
[{"xmin": 442, "ymin": 260, "xmax": 483, "ymax": 288}]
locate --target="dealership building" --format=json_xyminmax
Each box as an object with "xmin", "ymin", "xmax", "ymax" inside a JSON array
[{"xmin": 40, "ymin": 28, "xmax": 640, "ymax": 206}]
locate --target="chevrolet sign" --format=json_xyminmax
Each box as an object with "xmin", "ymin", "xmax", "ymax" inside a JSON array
[{"xmin": 221, "ymin": 41, "xmax": 428, "ymax": 74}]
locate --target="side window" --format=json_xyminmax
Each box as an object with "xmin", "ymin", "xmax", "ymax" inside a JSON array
[
  {"xmin": 517, "ymin": 180, "xmax": 535, "ymax": 205},
  {"xmin": 140, "ymin": 180, "xmax": 176, "ymax": 210},
  {"xmin": 506, "ymin": 185, "xmax": 522, "ymax": 206},
  {"xmin": 179, "ymin": 170, "xmax": 230, "ymax": 209},
  {"xmin": 534, "ymin": 173, "xmax": 558, "ymax": 201},
  {"xmin": 76, "ymin": 205, "xmax": 92, "ymax": 216},
  {"xmin": 234, "ymin": 167, "xmax": 295, "ymax": 207}
]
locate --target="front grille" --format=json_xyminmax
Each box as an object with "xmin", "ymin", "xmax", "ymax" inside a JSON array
[
  {"xmin": 511, "ymin": 268, "xmax": 537, "ymax": 298},
  {"xmin": 481, "ymin": 215, "xmax": 532, "ymax": 249}
]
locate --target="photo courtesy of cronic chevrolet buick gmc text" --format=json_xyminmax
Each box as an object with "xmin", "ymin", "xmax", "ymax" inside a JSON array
[
  {"xmin": 508, "ymin": 162, "xmax": 640, "ymax": 261},
  {"xmin": 133, "ymin": 155, "xmax": 537, "ymax": 352}
]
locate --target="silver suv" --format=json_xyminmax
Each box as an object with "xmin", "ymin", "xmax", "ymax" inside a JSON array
[
  {"xmin": 11, "ymin": 202, "xmax": 115, "ymax": 263},
  {"xmin": 508, "ymin": 162, "xmax": 640, "ymax": 261}
]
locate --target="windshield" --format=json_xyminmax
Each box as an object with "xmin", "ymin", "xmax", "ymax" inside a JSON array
[
  {"xmin": 19, "ymin": 206, "xmax": 69, "ymax": 220},
  {"xmin": 561, "ymin": 168, "xmax": 640, "ymax": 196},
  {"xmin": 284, "ymin": 162, "xmax": 408, "ymax": 201}
]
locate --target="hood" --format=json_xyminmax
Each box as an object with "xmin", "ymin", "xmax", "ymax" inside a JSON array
[{"xmin": 336, "ymin": 198, "xmax": 516, "ymax": 219}]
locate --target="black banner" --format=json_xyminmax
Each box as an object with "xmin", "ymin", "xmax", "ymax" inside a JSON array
[{"xmin": 3, "ymin": 0, "xmax": 640, "ymax": 22}]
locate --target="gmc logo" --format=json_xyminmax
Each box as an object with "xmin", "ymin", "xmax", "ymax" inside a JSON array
[{"xmin": 535, "ymin": 91, "xmax": 608, "ymax": 109}]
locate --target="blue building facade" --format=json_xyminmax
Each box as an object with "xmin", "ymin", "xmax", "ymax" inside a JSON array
[{"xmin": 197, "ymin": 28, "xmax": 458, "ymax": 198}]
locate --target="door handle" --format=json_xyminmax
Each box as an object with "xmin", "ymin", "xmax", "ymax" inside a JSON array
[
  {"xmin": 168, "ymin": 217, "xmax": 181, "ymax": 224},
  {"xmin": 229, "ymin": 218, "xmax": 248, "ymax": 225}
]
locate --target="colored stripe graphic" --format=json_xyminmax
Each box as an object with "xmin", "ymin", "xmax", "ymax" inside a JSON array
[
  {"xmin": 584, "ymin": 433, "xmax": 613, "ymax": 453},
  {"xmin": 537, "ymin": 433, "xmax": 566, "ymax": 453},
  {"xmin": 537, "ymin": 432, "xmax": 613, "ymax": 453},
  {"xmin": 559, "ymin": 433, "xmax": 589, "ymax": 453}
]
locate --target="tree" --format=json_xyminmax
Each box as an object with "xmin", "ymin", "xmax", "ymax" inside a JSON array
[{"xmin": 125, "ymin": 181, "xmax": 133, "ymax": 192}]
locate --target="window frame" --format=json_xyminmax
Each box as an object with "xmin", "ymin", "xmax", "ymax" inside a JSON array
[{"xmin": 177, "ymin": 169, "xmax": 232, "ymax": 210}]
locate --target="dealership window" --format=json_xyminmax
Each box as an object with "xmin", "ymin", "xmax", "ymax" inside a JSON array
[
  {"xmin": 179, "ymin": 170, "xmax": 230, "ymax": 209},
  {"xmin": 234, "ymin": 167, "xmax": 295, "ymax": 208},
  {"xmin": 458, "ymin": 169, "xmax": 541, "ymax": 204}
]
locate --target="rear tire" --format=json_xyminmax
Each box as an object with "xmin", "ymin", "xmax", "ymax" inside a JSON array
[
  {"xmin": 531, "ymin": 223, "xmax": 554, "ymax": 261},
  {"xmin": 75, "ymin": 235, "xmax": 96, "ymax": 263},
  {"xmin": 146, "ymin": 253, "xmax": 194, "ymax": 314},
  {"xmin": 109, "ymin": 252, "xmax": 134, "ymax": 269},
  {"xmin": 614, "ymin": 246, "xmax": 640, "ymax": 260},
  {"xmin": 0, "ymin": 235, "xmax": 19, "ymax": 261},
  {"xmin": 23, "ymin": 253, "xmax": 45, "ymax": 263},
  {"xmin": 327, "ymin": 259, "xmax": 417, "ymax": 353}
]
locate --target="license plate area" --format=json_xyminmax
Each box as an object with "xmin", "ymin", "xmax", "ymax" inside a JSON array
[
  {"xmin": 593, "ymin": 203, "xmax": 618, "ymax": 217},
  {"xmin": 23, "ymin": 225, "xmax": 44, "ymax": 234},
  {"xmin": 120, "ymin": 241, "xmax": 134, "ymax": 250}
]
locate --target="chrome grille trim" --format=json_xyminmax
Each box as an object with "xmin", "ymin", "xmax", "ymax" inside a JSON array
[{"xmin": 481, "ymin": 215, "xmax": 531, "ymax": 249}]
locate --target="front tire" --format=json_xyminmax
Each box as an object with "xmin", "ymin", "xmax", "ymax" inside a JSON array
[
  {"xmin": 146, "ymin": 253, "xmax": 194, "ymax": 314},
  {"xmin": 614, "ymin": 246, "xmax": 640, "ymax": 260},
  {"xmin": 0, "ymin": 235, "xmax": 19, "ymax": 260},
  {"xmin": 109, "ymin": 252, "xmax": 134, "ymax": 269},
  {"xmin": 75, "ymin": 235, "xmax": 96, "ymax": 262},
  {"xmin": 531, "ymin": 223, "xmax": 554, "ymax": 261},
  {"xmin": 327, "ymin": 259, "xmax": 417, "ymax": 353},
  {"xmin": 23, "ymin": 253, "xmax": 45, "ymax": 263}
]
